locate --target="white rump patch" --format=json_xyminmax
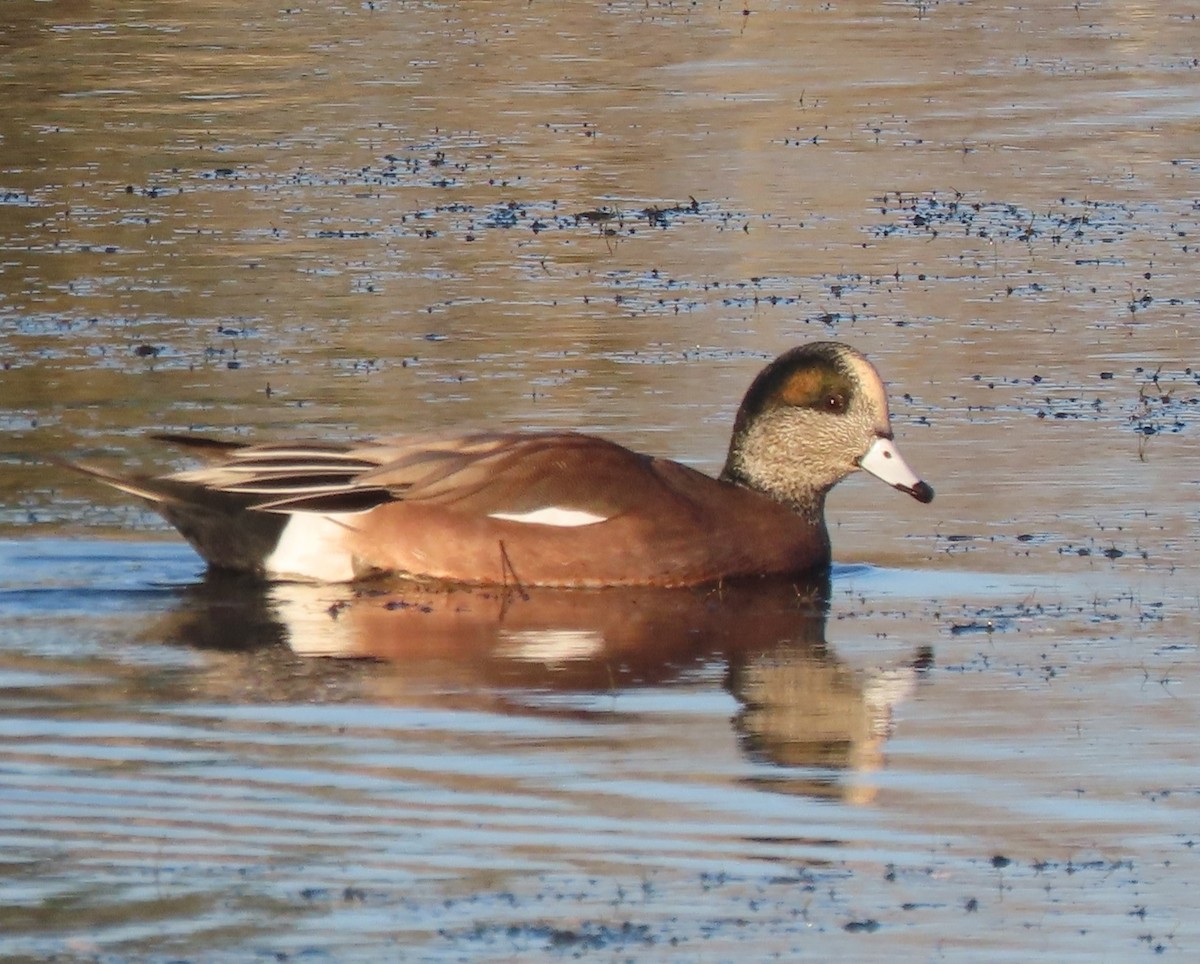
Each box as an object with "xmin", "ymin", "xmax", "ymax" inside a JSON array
[
  {"xmin": 487, "ymin": 506, "xmax": 608, "ymax": 528},
  {"xmin": 265, "ymin": 513, "xmax": 360, "ymax": 582}
]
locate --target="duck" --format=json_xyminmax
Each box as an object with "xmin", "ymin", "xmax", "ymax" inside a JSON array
[{"xmin": 64, "ymin": 341, "xmax": 932, "ymax": 587}]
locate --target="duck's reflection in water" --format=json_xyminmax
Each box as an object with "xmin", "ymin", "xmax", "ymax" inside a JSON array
[
  {"xmin": 157, "ymin": 572, "xmax": 931, "ymax": 803},
  {"xmin": 730, "ymin": 640, "xmax": 931, "ymax": 804}
]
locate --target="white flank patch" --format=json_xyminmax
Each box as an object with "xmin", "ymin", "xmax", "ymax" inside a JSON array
[
  {"xmin": 265, "ymin": 513, "xmax": 360, "ymax": 582},
  {"xmin": 487, "ymin": 506, "xmax": 608, "ymax": 527}
]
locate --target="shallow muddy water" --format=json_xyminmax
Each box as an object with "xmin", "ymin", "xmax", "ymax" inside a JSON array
[{"xmin": 2, "ymin": 0, "xmax": 1199, "ymax": 960}]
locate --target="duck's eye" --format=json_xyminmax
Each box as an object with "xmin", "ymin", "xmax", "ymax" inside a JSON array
[{"xmin": 824, "ymin": 392, "xmax": 848, "ymax": 414}]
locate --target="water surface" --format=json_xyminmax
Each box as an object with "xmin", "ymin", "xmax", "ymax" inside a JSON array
[{"xmin": 2, "ymin": 1, "xmax": 1199, "ymax": 959}]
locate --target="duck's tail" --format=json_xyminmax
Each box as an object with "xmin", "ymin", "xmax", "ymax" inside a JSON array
[{"xmin": 56, "ymin": 454, "xmax": 287, "ymax": 577}]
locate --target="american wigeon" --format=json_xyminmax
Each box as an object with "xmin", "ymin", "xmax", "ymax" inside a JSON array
[{"xmin": 65, "ymin": 341, "xmax": 932, "ymax": 587}]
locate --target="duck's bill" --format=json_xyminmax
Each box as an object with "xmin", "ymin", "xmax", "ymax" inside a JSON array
[{"xmin": 859, "ymin": 436, "xmax": 934, "ymax": 504}]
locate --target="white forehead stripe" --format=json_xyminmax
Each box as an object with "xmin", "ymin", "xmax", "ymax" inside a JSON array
[
  {"xmin": 488, "ymin": 507, "xmax": 608, "ymax": 527},
  {"xmin": 845, "ymin": 352, "xmax": 891, "ymax": 420}
]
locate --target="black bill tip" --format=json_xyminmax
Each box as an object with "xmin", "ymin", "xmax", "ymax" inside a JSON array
[{"xmin": 902, "ymin": 480, "xmax": 935, "ymax": 504}]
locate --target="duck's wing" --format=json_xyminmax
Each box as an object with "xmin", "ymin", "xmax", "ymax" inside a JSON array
[
  {"xmin": 160, "ymin": 435, "xmax": 423, "ymax": 514},
  {"xmin": 67, "ymin": 431, "xmax": 718, "ymax": 524},
  {"xmin": 60, "ymin": 432, "xmax": 458, "ymax": 513},
  {"xmin": 248, "ymin": 431, "xmax": 697, "ymax": 524}
]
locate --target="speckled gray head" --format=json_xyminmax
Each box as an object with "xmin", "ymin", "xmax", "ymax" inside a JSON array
[{"xmin": 721, "ymin": 341, "xmax": 934, "ymax": 512}]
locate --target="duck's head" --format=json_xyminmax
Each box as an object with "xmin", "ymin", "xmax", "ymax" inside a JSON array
[{"xmin": 720, "ymin": 342, "xmax": 934, "ymax": 514}]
